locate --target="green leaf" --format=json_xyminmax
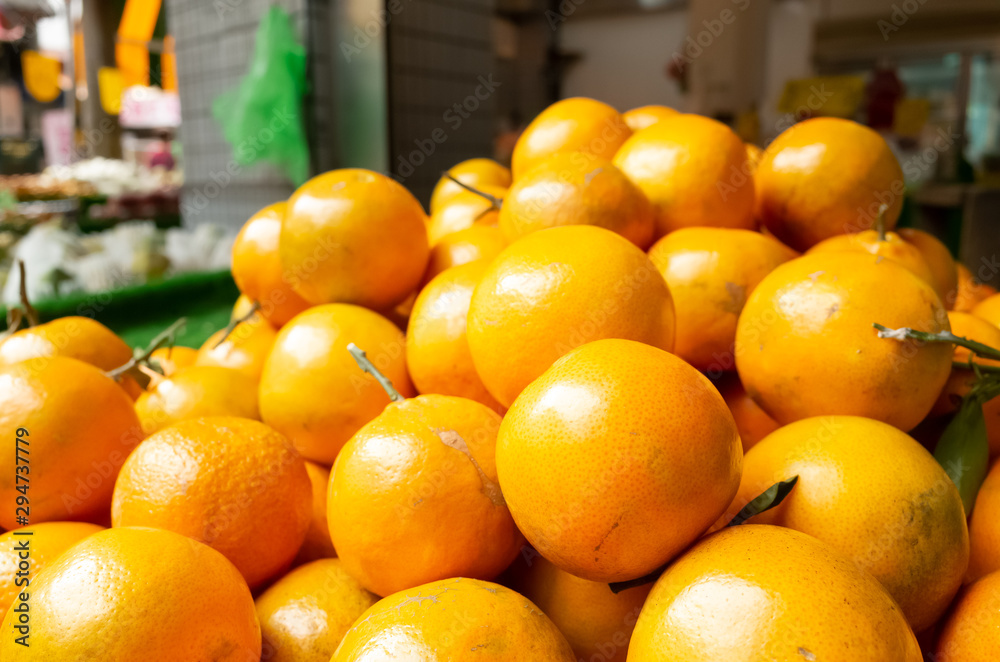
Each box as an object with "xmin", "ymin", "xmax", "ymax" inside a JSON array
[
  {"xmin": 608, "ymin": 477, "xmax": 798, "ymax": 595},
  {"xmin": 725, "ymin": 476, "xmax": 799, "ymax": 528},
  {"xmin": 935, "ymin": 393, "xmax": 990, "ymax": 515}
]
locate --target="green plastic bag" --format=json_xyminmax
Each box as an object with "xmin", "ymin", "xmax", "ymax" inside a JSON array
[{"xmin": 213, "ymin": 7, "xmax": 309, "ymax": 186}]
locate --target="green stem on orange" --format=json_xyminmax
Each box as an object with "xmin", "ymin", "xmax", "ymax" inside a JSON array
[
  {"xmin": 442, "ymin": 172, "xmax": 503, "ymax": 210},
  {"xmin": 874, "ymin": 324, "xmax": 1000, "ymax": 362},
  {"xmin": 212, "ymin": 300, "xmax": 261, "ymax": 349},
  {"xmin": 17, "ymin": 261, "xmax": 38, "ymax": 327},
  {"xmin": 107, "ymin": 317, "xmax": 187, "ymax": 382},
  {"xmin": 347, "ymin": 342, "xmax": 403, "ymax": 402},
  {"xmin": 875, "ymin": 204, "xmax": 888, "ymax": 242}
]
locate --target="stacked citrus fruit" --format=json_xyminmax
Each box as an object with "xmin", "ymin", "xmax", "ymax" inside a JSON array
[{"xmin": 1, "ymin": 98, "xmax": 998, "ymax": 661}]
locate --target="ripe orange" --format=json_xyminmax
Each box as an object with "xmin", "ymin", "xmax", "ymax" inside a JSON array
[
  {"xmin": 259, "ymin": 303, "xmax": 415, "ymax": 465},
  {"xmin": 716, "ymin": 373, "xmax": 780, "ymax": 453},
  {"xmin": 232, "ymin": 202, "xmax": 311, "ymax": 327},
  {"xmin": 0, "ymin": 357, "xmax": 142, "ymax": 528},
  {"xmin": 406, "ymin": 261, "xmax": 504, "ymax": 411},
  {"xmin": 426, "ymin": 185, "xmax": 505, "ymax": 245},
  {"xmin": 930, "ymin": 311, "xmax": 1000, "ymax": 457},
  {"xmin": 0, "ymin": 316, "xmax": 140, "ymax": 397},
  {"xmin": 648, "ymin": 227, "xmax": 796, "ymax": 371},
  {"xmin": 735, "ymin": 252, "xmax": 953, "ymax": 431},
  {"xmin": 745, "ymin": 142, "xmax": 763, "ymax": 173},
  {"xmin": 280, "ymin": 168, "xmax": 429, "ymax": 309},
  {"xmin": 430, "ymin": 157, "xmax": 511, "ymax": 213},
  {"xmin": 148, "ymin": 344, "xmax": 197, "ymax": 377},
  {"xmin": 0, "ymin": 526, "xmax": 261, "ymax": 661},
  {"xmin": 134, "ymin": 365, "xmax": 259, "ymax": 435},
  {"xmin": 613, "ymin": 113, "xmax": 755, "ymax": 239},
  {"xmin": 968, "ymin": 460, "xmax": 1000, "ymax": 583},
  {"xmin": 496, "ymin": 338, "xmax": 741, "ymax": 582},
  {"xmin": 422, "ymin": 223, "xmax": 507, "ymax": 285},
  {"xmin": 936, "ymin": 569, "xmax": 1000, "ymax": 660},
  {"xmin": 333, "ymin": 578, "xmax": 576, "ymax": 661},
  {"xmin": 112, "ymin": 417, "xmax": 312, "ymax": 589},
  {"xmin": 807, "ymin": 227, "xmax": 938, "ymax": 294},
  {"xmin": 723, "ymin": 415, "xmax": 968, "ymax": 632},
  {"xmin": 294, "ymin": 461, "xmax": 337, "ymax": 565},
  {"xmin": 0, "ymin": 522, "xmax": 104, "ymax": 621},
  {"xmin": 621, "ymin": 104, "xmax": 678, "ymax": 132},
  {"xmin": 233, "ymin": 293, "xmax": 258, "ymax": 319},
  {"xmin": 328, "ymin": 394, "xmax": 520, "ymax": 596},
  {"xmin": 257, "ymin": 559, "xmax": 378, "ymax": 662},
  {"xmin": 467, "ymin": 225, "xmax": 675, "ymax": 408},
  {"xmin": 512, "ymin": 97, "xmax": 631, "ymax": 179},
  {"xmin": 628, "ymin": 525, "xmax": 921, "ymax": 661},
  {"xmin": 899, "ymin": 227, "xmax": 958, "ymax": 304},
  {"xmin": 754, "ymin": 117, "xmax": 905, "ymax": 251},
  {"xmin": 504, "ymin": 551, "xmax": 651, "ymax": 662},
  {"xmin": 972, "ymin": 292, "xmax": 1000, "ymax": 328},
  {"xmin": 499, "ymin": 153, "xmax": 654, "ymax": 249},
  {"xmin": 195, "ymin": 314, "xmax": 277, "ymax": 380},
  {"xmin": 952, "ymin": 262, "xmax": 998, "ymax": 312}
]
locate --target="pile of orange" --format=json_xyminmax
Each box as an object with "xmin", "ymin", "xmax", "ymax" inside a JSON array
[{"xmin": 1, "ymin": 97, "xmax": 999, "ymax": 661}]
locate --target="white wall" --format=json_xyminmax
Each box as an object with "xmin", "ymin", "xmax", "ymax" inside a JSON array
[{"xmin": 560, "ymin": 10, "xmax": 689, "ymax": 113}]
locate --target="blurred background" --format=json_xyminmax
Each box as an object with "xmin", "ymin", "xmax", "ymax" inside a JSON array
[{"xmin": 0, "ymin": 0, "xmax": 997, "ymax": 341}]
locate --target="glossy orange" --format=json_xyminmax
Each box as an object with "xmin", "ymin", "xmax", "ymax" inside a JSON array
[
  {"xmin": 430, "ymin": 158, "xmax": 511, "ymax": 213},
  {"xmin": 972, "ymin": 292, "xmax": 1000, "ymax": 328},
  {"xmin": 613, "ymin": 113, "xmax": 755, "ymax": 239},
  {"xmin": 426, "ymin": 185, "xmax": 506, "ymax": 245},
  {"xmin": 281, "ymin": 169, "xmax": 429, "ymax": 309},
  {"xmin": 112, "ymin": 417, "xmax": 312, "ymax": 589},
  {"xmin": 467, "ymin": 225, "xmax": 675, "ymax": 408},
  {"xmin": 134, "ymin": 365, "xmax": 259, "ymax": 435},
  {"xmin": 0, "ymin": 357, "xmax": 142, "ymax": 528},
  {"xmin": 951, "ymin": 262, "xmax": 998, "ymax": 312},
  {"xmin": 621, "ymin": 104, "xmax": 678, "ymax": 132},
  {"xmin": 807, "ymin": 228, "xmax": 937, "ymax": 294},
  {"xmin": 195, "ymin": 315, "xmax": 277, "ymax": 380},
  {"xmin": 754, "ymin": 117, "xmax": 905, "ymax": 251},
  {"xmin": 496, "ymin": 339, "xmax": 741, "ymax": 582},
  {"xmin": 716, "ymin": 374, "xmax": 780, "ymax": 453},
  {"xmin": 899, "ymin": 227, "xmax": 958, "ymax": 304},
  {"xmin": 232, "ymin": 202, "xmax": 311, "ymax": 327},
  {"xmin": 936, "ymin": 569, "xmax": 1000, "ymax": 660},
  {"xmin": 421, "ymin": 224, "xmax": 507, "ymax": 285}
]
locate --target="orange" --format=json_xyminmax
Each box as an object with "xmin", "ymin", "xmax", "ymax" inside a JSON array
[
  {"xmin": 333, "ymin": 578, "xmax": 576, "ymax": 661},
  {"xmin": 256, "ymin": 559, "xmax": 378, "ymax": 662},
  {"xmin": 952, "ymin": 262, "xmax": 998, "ymax": 312},
  {"xmin": 499, "ymin": 153, "xmax": 654, "ymax": 249},
  {"xmin": 621, "ymin": 104, "xmax": 678, "ymax": 132},
  {"xmin": 968, "ymin": 461, "xmax": 1000, "ymax": 583},
  {"xmin": 149, "ymin": 344, "xmax": 197, "ymax": 377},
  {"xmin": 754, "ymin": 117, "xmax": 905, "ymax": 251},
  {"xmin": 233, "ymin": 293, "xmax": 258, "ymax": 319},
  {"xmin": 422, "ymin": 223, "xmax": 507, "ymax": 285},
  {"xmin": 426, "ymin": 184, "xmax": 506, "ymax": 245},
  {"xmin": 628, "ymin": 525, "xmax": 921, "ymax": 661},
  {"xmin": 0, "ymin": 522, "xmax": 104, "ymax": 621},
  {"xmin": 259, "ymin": 303, "xmax": 415, "ymax": 465},
  {"xmin": 329, "ymin": 394, "xmax": 520, "ymax": 596},
  {"xmin": 294, "ymin": 461, "xmax": 337, "ymax": 565},
  {"xmin": 0, "ymin": 357, "xmax": 142, "ymax": 528},
  {"xmin": 936, "ymin": 569, "xmax": 1000, "ymax": 660},
  {"xmin": 0, "ymin": 526, "xmax": 260, "ymax": 661},
  {"xmin": 723, "ymin": 415, "xmax": 968, "ymax": 632},
  {"xmin": 930, "ymin": 311, "xmax": 1000, "ymax": 457},
  {"xmin": 716, "ymin": 373, "xmax": 780, "ymax": 453},
  {"xmin": 899, "ymin": 227, "xmax": 958, "ymax": 304},
  {"xmin": 512, "ymin": 97, "xmax": 631, "ymax": 179},
  {"xmin": 134, "ymin": 365, "xmax": 259, "ymax": 435},
  {"xmin": 735, "ymin": 252, "xmax": 953, "ymax": 431},
  {"xmin": 430, "ymin": 158, "xmax": 511, "ymax": 213},
  {"xmin": 648, "ymin": 227, "xmax": 796, "ymax": 371},
  {"xmin": 0, "ymin": 316, "xmax": 140, "ymax": 398},
  {"xmin": 232, "ymin": 202, "xmax": 311, "ymax": 327},
  {"xmin": 807, "ymin": 227, "xmax": 937, "ymax": 293},
  {"xmin": 496, "ymin": 338, "xmax": 741, "ymax": 582},
  {"xmin": 613, "ymin": 113, "xmax": 755, "ymax": 239},
  {"xmin": 745, "ymin": 142, "xmax": 763, "ymax": 173},
  {"xmin": 406, "ymin": 261, "xmax": 504, "ymax": 411},
  {"xmin": 112, "ymin": 417, "xmax": 312, "ymax": 589},
  {"xmin": 467, "ymin": 225, "xmax": 675, "ymax": 408},
  {"xmin": 195, "ymin": 314, "xmax": 277, "ymax": 380},
  {"xmin": 972, "ymin": 292, "xmax": 1000, "ymax": 328},
  {"xmin": 280, "ymin": 168, "xmax": 429, "ymax": 309},
  {"xmin": 504, "ymin": 551, "xmax": 651, "ymax": 662}
]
